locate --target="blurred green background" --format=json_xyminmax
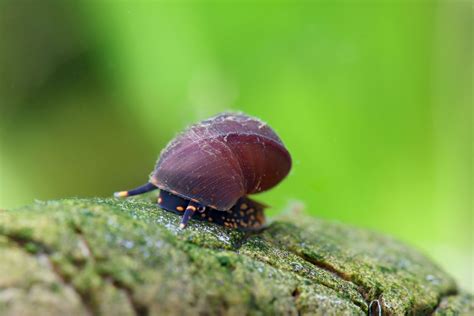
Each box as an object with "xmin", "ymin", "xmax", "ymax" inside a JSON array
[{"xmin": 0, "ymin": 1, "xmax": 472, "ymax": 291}]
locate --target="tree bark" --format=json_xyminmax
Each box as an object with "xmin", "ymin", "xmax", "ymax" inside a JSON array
[{"xmin": 0, "ymin": 198, "xmax": 472, "ymax": 315}]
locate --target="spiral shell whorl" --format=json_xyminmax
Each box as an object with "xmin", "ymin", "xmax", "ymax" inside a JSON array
[{"xmin": 150, "ymin": 112, "xmax": 291, "ymax": 210}]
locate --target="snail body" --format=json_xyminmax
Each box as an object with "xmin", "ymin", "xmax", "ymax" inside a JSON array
[{"xmin": 115, "ymin": 112, "xmax": 291, "ymax": 230}]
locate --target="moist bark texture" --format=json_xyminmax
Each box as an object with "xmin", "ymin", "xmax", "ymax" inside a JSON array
[{"xmin": 0, "ymin": 198, "xmax": 472, "ymax": 315}]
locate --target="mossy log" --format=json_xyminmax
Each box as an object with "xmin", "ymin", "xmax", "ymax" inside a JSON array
[{"xmin": 0, "ymin": 198, "xmax": 472, "ymax": 315}]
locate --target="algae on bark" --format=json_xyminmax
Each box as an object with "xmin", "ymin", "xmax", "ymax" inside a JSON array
[{"xmin": 0, "ymin": 198, "xmax": 472, "ymax": 315}]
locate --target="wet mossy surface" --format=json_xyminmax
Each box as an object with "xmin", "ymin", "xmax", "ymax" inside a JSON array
[{"xmin": 0, "ymin": 198, "xmax": 472, "ymax": 315}]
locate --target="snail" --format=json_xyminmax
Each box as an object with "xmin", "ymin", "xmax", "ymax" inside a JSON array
[{"xmin": 114, "ymin": 112, "xmax": 291, "ymax": 230}]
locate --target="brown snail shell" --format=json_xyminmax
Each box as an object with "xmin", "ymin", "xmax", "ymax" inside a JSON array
[{"xmin": 149, "ymin": 112, "xmax": 292, "ymax": 211}]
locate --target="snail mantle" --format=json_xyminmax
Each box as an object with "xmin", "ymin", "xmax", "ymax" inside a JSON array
[{"xmin": 0, "ymin": 198, "xmax": 472, "ymax": 316}]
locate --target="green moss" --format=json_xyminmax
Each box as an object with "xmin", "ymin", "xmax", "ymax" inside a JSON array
[
  {"xmin": 0, "ymin": 198, "xmax": 471, "ymax": 315},
  {"xmin": 433, "ymin": 293, "xmax": 474, "ymax": 315}
]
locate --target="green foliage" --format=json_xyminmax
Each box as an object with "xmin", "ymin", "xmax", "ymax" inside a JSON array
[{"xmin": 0, "ymin": 1, "xmax": 471, "ymax": 291}]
